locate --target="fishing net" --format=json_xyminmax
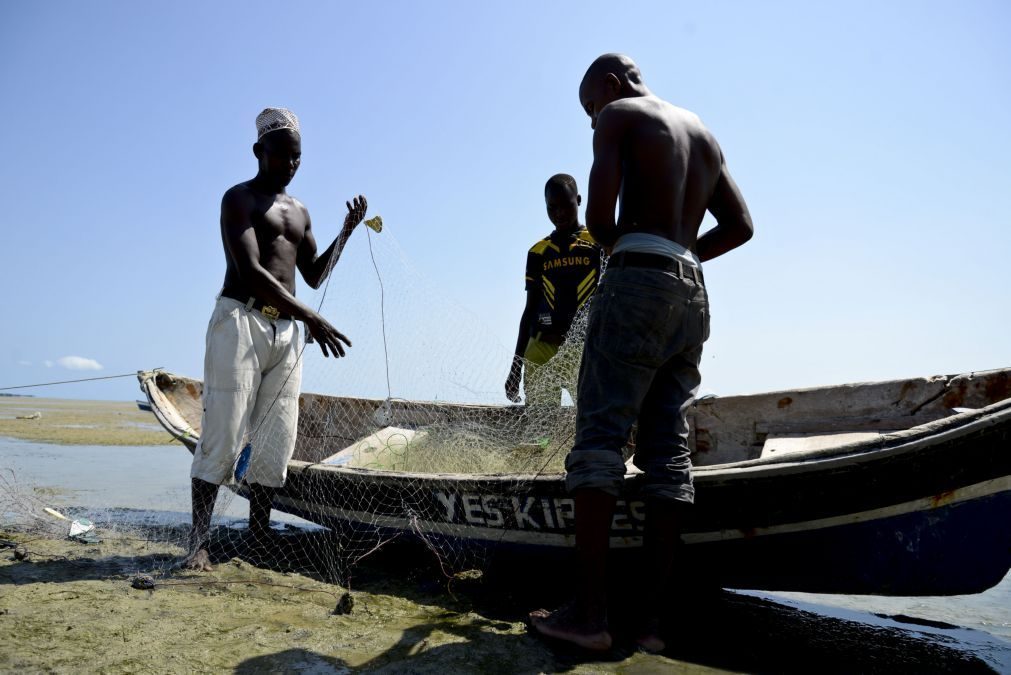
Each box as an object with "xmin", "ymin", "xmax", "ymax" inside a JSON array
[
  {"xmin": 1, "ymin": 219, "xmax": 606, "ymax": 592},
  {"xmin": 219, "ymin": 221, "xmax": 602, "ymax": 584}
]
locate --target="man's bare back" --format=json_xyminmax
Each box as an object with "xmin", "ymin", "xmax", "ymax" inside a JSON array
[{"xmin": 579, "ymin": 55, "xmax": 752, "ymax": 258}]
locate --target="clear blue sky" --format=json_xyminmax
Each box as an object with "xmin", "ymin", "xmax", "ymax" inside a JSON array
[{"xmin": 1, "ymin": 1, "xmax": 1008, "ymax": 402}]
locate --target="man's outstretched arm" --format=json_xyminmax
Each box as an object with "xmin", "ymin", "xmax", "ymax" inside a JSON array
[
  {"xmin": 696, "ymin": 157, "xmax": 753, "ymax": 263},
  {"xmin": 298, "ymin": 195, "xmax": 367, "ymax": 289}
]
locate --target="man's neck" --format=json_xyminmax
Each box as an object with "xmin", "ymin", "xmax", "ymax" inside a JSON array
[
  {"xmin": 250, "ymin": 173, "xmax": 287, "ymax": 196},
  {"xmin": 621, "ymin": 83, "xmax": 652, "ymax": 99},
  {"xmin": 554, "ymin": 222, "xmax": 581, "ymax": 237}
]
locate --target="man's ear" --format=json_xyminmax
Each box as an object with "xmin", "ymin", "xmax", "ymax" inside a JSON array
[
  {"xmin": 252, "ymin": 142, "xmax": 263, "ymax": 159},
  {"xmin": 577, "ymin": 194, "xmax": 583, "ymax": 206},
  {"xmin": 604, "ymin": 72, "xmax": 621, "ymax": 94}
]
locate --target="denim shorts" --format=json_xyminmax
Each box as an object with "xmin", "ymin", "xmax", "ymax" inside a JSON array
[{"xmin": 564, "ymin": 265, "xmax": 709, "ymax": 503}]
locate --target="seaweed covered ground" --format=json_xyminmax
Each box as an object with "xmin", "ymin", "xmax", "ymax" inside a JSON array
[{"xmin": 0, "ymin": 527, "xmax": 1005, "ymax": 674}]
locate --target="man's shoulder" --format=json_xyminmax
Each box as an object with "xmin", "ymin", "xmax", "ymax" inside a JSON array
[
  {"xmin": 575, "ymin": 229, "xmax": 600, "ymax": 248},
  {"xmin": 609, "ymin": 96, "xmax": 703, "ymax": 125},
  {"xmin": 222, "ymin": 182, "xmax": 256, "ymax": 208},
  {"xmin": 529, "ymin": 234, "xmax": 555, "ymax": 256}
]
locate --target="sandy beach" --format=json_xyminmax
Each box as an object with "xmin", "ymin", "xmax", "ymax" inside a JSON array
[{"xmin": 1, "ymin": 398, "xmax": 1009, "ymax": 673}]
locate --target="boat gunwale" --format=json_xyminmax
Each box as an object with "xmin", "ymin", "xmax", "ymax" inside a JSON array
[{"xmin": 138, "ymin": 368, "xmax": 1011, "ymax": 487}]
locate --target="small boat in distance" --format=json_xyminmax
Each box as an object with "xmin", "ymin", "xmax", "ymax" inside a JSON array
[
  {"xmin": 138, "ymin": 367, "xmax": 1011, "ymax": 596},
  {"xmin": 135, "ymin": 400, "xmax": 152, "ymax": 412}
]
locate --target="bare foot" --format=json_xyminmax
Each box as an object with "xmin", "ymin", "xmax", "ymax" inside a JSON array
[
  {"xmin": 635, "ymin": 618, "xmax": 665, "ymax": 653},
  {"xmin": 528, "ymin": 603, "xmax": 612, "ymax": 652},
  {"xmin": 635, "ymin": 633, "xmax": 665, "ymax": 654},
  {"xmin": 175, "ymin": 547, "xmax": 213, "ymax": 572}
]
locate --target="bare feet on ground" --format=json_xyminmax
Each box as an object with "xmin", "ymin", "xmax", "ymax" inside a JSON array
[
  {"xmin": 176, "ymin": 547, "xmax": 213, "ymax": 572},
  {"xmin": 635, "ymin": 610, "xmax": 665, "ymax": 653},
  {"xmin": 528, "ymin": 603, "xmax": 612, "ymax": 652},
  {"xmin": 635, "ymin": 631, "xmax": 665, "ymax": 654}
]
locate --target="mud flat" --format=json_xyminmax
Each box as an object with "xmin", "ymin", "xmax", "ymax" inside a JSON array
[
  {"xmin": 0, "ymin": 397, "xmax": 175, "ymax": 446},
  {"xmin": 0, "ymin": 530, "xmax": 578, "ymax": 673},
  {"xmin": 1, "ymin": 528, "xmax": 1007, "ymax": 674}
]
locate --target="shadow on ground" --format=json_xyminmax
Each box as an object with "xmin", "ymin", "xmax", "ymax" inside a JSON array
[{"xmin": 220, "ymin": 528, "xmax": 1003, "ymax": 673}]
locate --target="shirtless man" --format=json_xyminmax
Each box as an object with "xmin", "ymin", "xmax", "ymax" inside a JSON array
[
  {"xmin": 530, "ymin": 55, "xmax": 753, "ymax": 651},
  {"xmin": 182, "ymin": 108, "xmax": 367, "ymax": 571}
]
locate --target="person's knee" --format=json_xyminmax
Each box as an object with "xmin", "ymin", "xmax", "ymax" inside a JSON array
[
  {"xmin": 565, "ymin": 449, "xmax": 627, "ymax": 496},
  {"xmin": 640, "ymin": 482, "xmax": 695, "ymax": 505}
]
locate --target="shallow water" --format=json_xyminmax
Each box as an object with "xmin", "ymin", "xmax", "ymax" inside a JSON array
[
  {"xmin": 2, "ymin": 435, "xmax": 1010, "ymax": 671},
  {"xmin": 0, "ymin": 436, "xmax": 310, "ymax": 527}
]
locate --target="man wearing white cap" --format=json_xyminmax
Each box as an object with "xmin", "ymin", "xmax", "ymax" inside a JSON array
[{"xmin": 182, "ymin": 107, "xmax": 368, "ymax": 571}]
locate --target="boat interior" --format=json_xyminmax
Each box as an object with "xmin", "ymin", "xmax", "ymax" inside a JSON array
[{"xmin": 144, "ymin": 368, "xmax": 1011, "ymax": 471}]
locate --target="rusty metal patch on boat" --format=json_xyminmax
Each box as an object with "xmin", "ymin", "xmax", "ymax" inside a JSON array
[
  {"xmin": 931, "ymin": 490, "xmax": 956, "ymax": 508},
  {"xmin": 984, "ymin": 372, "xmax": 1011, "ymax": 404},
  {"xmin": 777, "ymin": 396, "xmax": 793, "ymax": 409},
  {"xmin": 895, "ymin": 380, "xmax": 916, "ymax": 403},
  {"xmin": 941, "ymin": 381, "xmax": 968, "ymax": 409}
]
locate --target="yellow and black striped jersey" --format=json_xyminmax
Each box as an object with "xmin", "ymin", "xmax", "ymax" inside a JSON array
[{"xmin": 524, "ymin": 227, "xmax": 602, "ymax": 340}]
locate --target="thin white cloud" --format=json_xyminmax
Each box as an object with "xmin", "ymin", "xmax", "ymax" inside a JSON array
[
  {"xmin": 17, "ymin": 360, "xmax": 32, "ymax": 366},
  {"xmin": 56, "ymin": 356, "xmax": 104, "ymax": 371},
  {"xmin": 44, "ymin": 360, "xmax": 54, "ymax": 368}
]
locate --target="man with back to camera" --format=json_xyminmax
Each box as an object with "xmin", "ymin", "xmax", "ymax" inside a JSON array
[
  {"xmin": 182, "ymin": 107, "xmax": 368, "ymax": 571},
  {"xmin": 529, "ymin": 55, "xmax": 754, "ymax": 651},
  {"xmin": 505, "ymin": 174, "xmax": 602, "ymax": 405}
]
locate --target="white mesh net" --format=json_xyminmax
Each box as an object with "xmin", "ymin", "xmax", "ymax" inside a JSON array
[
  {"xmin": 227, "ymin": 221, "xmax": 600, "ymax": 583},
  {"xmin": 1, "ymin": 219, "xmax": 605, "ymax": 594}
]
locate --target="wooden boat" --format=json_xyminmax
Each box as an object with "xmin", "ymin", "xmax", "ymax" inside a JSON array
[{"xmin": 138, "ymin": 367, "xmax": 1011, "ymax": 596}]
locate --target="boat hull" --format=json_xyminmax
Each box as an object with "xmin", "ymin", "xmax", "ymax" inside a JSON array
[{"xmin": 139, "ymin": 369, "xmax": 1011, "ymax": 595}]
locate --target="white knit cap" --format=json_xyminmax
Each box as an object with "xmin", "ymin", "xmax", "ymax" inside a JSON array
[{"xmin": 255, "ymin": 107, "xmax": 300, "ymax": 141}]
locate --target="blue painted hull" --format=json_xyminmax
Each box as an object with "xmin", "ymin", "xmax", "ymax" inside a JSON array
[{"xmin": 688, "ymin": 489, "xmax": 1011, "ymax": 595}]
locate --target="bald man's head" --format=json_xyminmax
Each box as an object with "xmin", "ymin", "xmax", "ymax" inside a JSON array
[
  {"xmin": 581, "ymin": 54, "xmax": 642, "ymax": 89},
  {"xmin": 578, "ymin": 53, "xmax": 648, "ymax": 129}
]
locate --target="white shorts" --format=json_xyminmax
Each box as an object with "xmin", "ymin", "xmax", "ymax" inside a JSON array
[{"xmin": 192, "ymin": 296, "xmax": 302, "ymax": 488}]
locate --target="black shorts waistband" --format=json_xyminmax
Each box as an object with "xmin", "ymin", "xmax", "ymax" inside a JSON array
[
  {"xmin": 220, "ymin": 291, "xmax": 293, "ymax": 322},
  {"xmin": 607, "ymin": 251, "xmax": 704, "ymax": 285}
]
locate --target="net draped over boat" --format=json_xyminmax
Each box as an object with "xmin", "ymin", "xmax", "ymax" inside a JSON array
[
  {"xmin": 233, "ymin": 223, "xmax": 600, "ymax": 582},
  {"xmin": 2, "ymin": 220, "xmax": 605, "ymax": 590}
]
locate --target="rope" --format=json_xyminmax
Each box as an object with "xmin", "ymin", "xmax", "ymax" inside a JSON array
[
  {"xmin": 365, "ymin": 226, "xmax": 394, "ymax": 401},
  {"xmin": 0, "ymin": 372, "xmax": 145, "ymax": 392}
]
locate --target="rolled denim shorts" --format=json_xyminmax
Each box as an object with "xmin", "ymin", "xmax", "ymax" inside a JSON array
[{"xmin": 564, "ymin": 265, "xmax": 709, "ymax": 503}]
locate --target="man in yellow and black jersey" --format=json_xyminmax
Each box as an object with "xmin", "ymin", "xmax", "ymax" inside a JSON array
[{"xmin": 506, "ymin": 174, "xmax": 602, "ymax": 404}]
